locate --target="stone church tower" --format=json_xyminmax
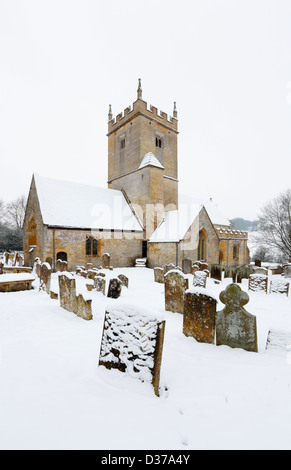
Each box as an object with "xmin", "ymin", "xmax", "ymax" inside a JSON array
[{"xmin": 107, "ymin": 79, "xmax": 179, "ymax": 238}]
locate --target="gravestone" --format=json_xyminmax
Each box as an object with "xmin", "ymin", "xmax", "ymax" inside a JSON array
[
  {"xmin": 163, "ymin": 263, "xmax": 176, "ymax": 276},
  {"xmin": 182, "ymin": 258, "xmax": 192, "ymax": 275},
  {"xmin": 248, "ymin": 274, "xmax": 268, "ymax": 293},
  {"xmin": 102, "ymin": 253, "xmax": 110, "ymax": 269},
  {"xmin": 254, "ymin": 259, "xmax": 261, "ymax": 267},
  {"xmin": 284, "ymin": 265, "xmax": 291, "ymax": 279},
  {"xmin": 56, "ymin": 259, "xmax": 67, "ymax": 272},
  {"xmin": 107, "ymin": 278, "xmax": 122, "ymax": 299},
  {"xmin": 154, "ymin": 267, "xmax": 164, "ymax": 284},
  {"xmin": 183, "ymin": 288, "xmax": 217, "ymax": 344},
  {"xmin": 35, "ymin": 259, "xmax": 41, "ymax": 278},
  {"xmin": 193, "ymin": 270, "xmax": 207, "ymax": 288},
  {"xmin": 99, "ymin": 306, "xmax": 165, "ymax": 396},
  {"xmin": 0, "ymin": 262, "xmax": 3, "ymax": 275},
  {"xmin": 269, "ymin": 279, "xmax": 289, "ymax": 296},
  {"xmin": 58, "ymin": 274, "xmax": 77, "ymax": 313},
  {"xmin": 76, "ymin": 294, "xmax": 93, "ymax": 320},
  {"xmin": 94, "ymin": 276, "xmax": 106, "ymax": 295},
  {"xmin": 192, "ymin": 264, "xmax": 200, "ymax": 275},
  {"xmin": 118, "ymin": 274, "xmax": 129, "ymax": 288},
  {"xmin": 164, "ymin": 270, "xmax": 189, "ymax": 314},
  {"xmin": 4, "ymin": 253, "xmax": 9, "ymax": 265},
  {"xmin": 253, "ymin": 267, "xmax": 268, "ymax": 276},
  {"xmin": 216, "ymin": 283, "xmax": 258, "ymax": 353},
  {"xmin": 40, "ymin": 262, "xmax": 51, "ymax": 294}
]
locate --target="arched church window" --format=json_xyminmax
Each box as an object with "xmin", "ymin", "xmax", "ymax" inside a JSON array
[
  {"xmin": 198, "ymin": 229, "xmax": 207, "ymax": 260},
  {"xmin": 86, "ymin": 236, "xmax": 98, "ymax": 256},
  {"xmin": 155, "ymin": 137, "xmax": 162, "ymax": 148}
]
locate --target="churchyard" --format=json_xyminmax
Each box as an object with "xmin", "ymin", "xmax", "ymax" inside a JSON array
[{"xmin": 1, "ymin": 254, "xmax": 291, "ymax": 449}]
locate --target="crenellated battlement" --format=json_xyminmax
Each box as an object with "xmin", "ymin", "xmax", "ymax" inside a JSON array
[
  {"xmin": 108, "ymin": 97, "xmax": 178, "ymax": 135},
  {"xmin": 215, "ymin": 227, "xmax": 248, "ymax": 239}
]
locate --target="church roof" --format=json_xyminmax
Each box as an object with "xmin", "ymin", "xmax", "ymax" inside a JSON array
[
  {"xmin": 139, "ymin": 152, "xmax": 164, "ymax": 170},
  {"xmin": 149, "ymin": 195, "xmax": 230, "ymax": 243},
  {"xmin": 33, "ymin": 173, "xmax": 144, "ymax": 231}
]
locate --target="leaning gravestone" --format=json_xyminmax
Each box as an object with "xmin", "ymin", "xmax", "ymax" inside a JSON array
[
  {"xmin": 248, "ymin": 274, "xmax": 268, "ymax": 293},
  {"xmin": 154, "ymin": 267, "xmax": 164, "ymax": 284},
  {"xmin": 182, "ymin": 258, "xmax": 192, "ymax": 275},
  {"xmin": 118, "ymin": 274, "xmax": 129, "ymax": 288},
  {"xmin": 99, "ymin": 305, "xmax": 165, "ymax": 396},
  {"xmin": 76, "ymin": 294, "xmax": 93, "ymax": 320},
  {"xmin": 164, "ymin": 270, "xmax": 188, "ymax": 314},
  {"xmin": 216, "ymin": 283, "xmax": 258, "ymax": 353},
  {"xmin": 193, "ymin": 270, "xmax": 207, "ymax": 288},
  {"xmin": 58, "ymin": 274, "xmax": 77, "ymax": 313},
  {"xmin": 107, "ymin": 277, "xmax": 122, "ymax": 299},
  {"xmin": 102, "ymin": 253, "xmax": 110, "ymax": 269},
  {"xmin": 40, "ymin": 262, "xmax": 51, "ymax": 294},
  {"xmin": 183, "ymin": 287, "xmax": 217, "ymax": 344}
]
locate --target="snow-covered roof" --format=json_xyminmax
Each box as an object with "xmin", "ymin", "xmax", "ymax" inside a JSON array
[
  {"xmin": 139, "ymin": 152, "xmax": 164, "ymax": 170},
  {"xmin": 149, "ymin": 203, "xmax": 202, "ymax": 243},
  {"xmin": 33, "ymin": 173, "xmax": 144, "ymax": 231},
  {"xmin": 149, "ymin": 194, "xmax": 230, "ymax": 243},
  {"xmin": 179, "ymin": 194, "xmax": 230, "ymax": 227}
]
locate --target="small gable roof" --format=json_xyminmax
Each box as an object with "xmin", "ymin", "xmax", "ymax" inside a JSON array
[
  {"xmin": 33, "ymin": 173, "xmax": 144, "ymax": 231},
  {"xmin": 139, "ymin": 152, "xmax": 164, "ymax": 170}
]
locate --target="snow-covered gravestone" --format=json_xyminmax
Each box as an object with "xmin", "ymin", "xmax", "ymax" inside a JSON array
[
  {"xmin": 40, "ymin": 262, "xmax": 51, "ymax": 295},
  {"xmin": 193, "ymin": 270, "xmax": 207, "ymax": 288},
  {"xmin": 216, "ymin": 284, "xmax": 258, "ymax": 353},
  {"xmin": 164, "ymin": 270, "xmax": 188, "ymax": 314},
  {"xmin": 265, "ymin": 329, "xmax": 291, "ymax": 354},
  {"xmin": 76, "ymin": 294, "xmax": 93, "ymax": 320},
  {"xmin": 94, "ymin": 276, "xmax": 106, "ymax": 295},
  {"xmin": 183, "ymin": 287, "xmax": 217, "ymax": 344},
  {"xmin": 248, "ymin": 274, "xmax": 268, "ymax": 293},
  {"xmin": 118, "ymin": 274, "xmax": 129, "ymax": 288},
  {"xmin": 99, "ymin": 306, "xmax": 165, "ymax": 396},
  {"xmin": 58, "ymin": 273, "xmax": 76, "ymax": 313},
  {"xmin": 284, "ymin": 265, "xmax": 291, "ymax": 279}
]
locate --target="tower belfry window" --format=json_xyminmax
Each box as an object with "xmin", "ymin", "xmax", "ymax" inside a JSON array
[
  {"xmin": 120, "ymin": 138, "xmax": 125, "ymax": 149},
  {"xmin": 155, "ymin": 137, "xmax": 162, "ymax": 148}
]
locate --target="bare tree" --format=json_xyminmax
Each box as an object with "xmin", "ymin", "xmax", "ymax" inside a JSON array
[
  {"xmin": 0, "ymin": 200, "xmax": 6, "ymax": 225},
  {"xmin": 257, "ymin": 189, "xmax": 291, "ymax": 261},
  {"xmin": 5, "ymin": 195, "xmax": 27, "ymax": 229}
]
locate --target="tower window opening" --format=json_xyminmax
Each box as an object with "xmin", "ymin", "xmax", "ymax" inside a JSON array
[
  {"xmin": 120, "ymin": 138, "xmax": 125, "ymax": 149},
  {"xmin": 155, "ymin": 137, "xmax": 162, "ymax": 148}
]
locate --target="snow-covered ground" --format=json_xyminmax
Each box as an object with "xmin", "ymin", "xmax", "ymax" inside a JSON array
[{"xmin": 1, "ymin": 267, "xmax": 291, "ymax": 450}]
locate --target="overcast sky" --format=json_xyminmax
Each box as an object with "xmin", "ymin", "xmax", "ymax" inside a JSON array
[{"xmin": 1, "ymin": 0, "xmax": 291, "ymax": 221}]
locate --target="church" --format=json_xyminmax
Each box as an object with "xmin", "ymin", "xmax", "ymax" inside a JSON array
[{"xmin": 23, "ymin": 80, "xmax": 249, "ymax": 271}]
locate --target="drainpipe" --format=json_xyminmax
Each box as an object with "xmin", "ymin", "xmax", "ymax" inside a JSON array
[{"xmin": 53, "ymin": 227, "xmax": 56, "ymax": 272}]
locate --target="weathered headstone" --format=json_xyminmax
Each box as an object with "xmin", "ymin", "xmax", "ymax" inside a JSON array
[
  {"xmin": 192, "ymin": 264, "xmax": 200, "ymax": 275},
  {"xmin": 269, "ymin": 279, "xmax": 289, "ymax": 296},
  {"xmin": 102, "ymin": 253, "xmax": 110, "ymax": 269},
  {"xmin": 0, "ymin": 262, "xmax": 3, "ymax": 275},
  {"xmin": 248, "ymin": 274, "xmax": 268, "ymax": 293},
  {"xmin": 118, "ymin": 274, "xmax": 129, "ymax": 288},
  {"xmin": 40, "ymin": 262, "xmax": 51, "ymax": 294},
  {"xmin": 254, "ymin": 259, "xmax": 261, "ymax": 267},
  {"xmin": 107, "ymin": 277, "xmax": 122, "ymax": 298},
  {"xmin": 216, "ymin": 283, "xmax": 258, "ymax": 353},
  {"xmin": 94, "ymin": 276, "xmax": 106, "ymax": 295},
  {"xmin": 253, "ymin": 266, "xmax": 268, "ymax": 276},
  {"xmin": 163, "ymin": 263, "xmax": 176, "ymax": 276},
  {"xmin": 56, "ymin": 259, "xmax": 67, "ymax": 272},
  {"xmin": 182, "ymin": 258, "xmax": 192, "ymax": 275},
  {"xmin": 183, "ymin": 287, "xmax": 217, "ymax": 344},
  {"xmin": 164, "ymin": 270, "xmax": 189, "ymax": 314},
  {"xmin": 99, "ymin": 306, "xmax": 165, "ymax": 396},
  {"xmin": 76, "ymin": 294, "xmax": 93, "ymax": 320},
  {"xmin": 154, "ymin": 267, "xmax": 164, "ymax": 284},
  {"xmin": 58, "ymin": 274, "xmax": 77, "ymax": 313},
  {"xmin": 193, "ymin": 270, "xmax": 207, "ymax": 288}
]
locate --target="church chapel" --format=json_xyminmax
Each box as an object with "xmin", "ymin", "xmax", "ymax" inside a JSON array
[{"xmin": 23, "ymin": 80, "xmax": 249, "ymax": 270}]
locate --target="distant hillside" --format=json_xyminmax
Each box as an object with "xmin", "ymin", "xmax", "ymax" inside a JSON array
[{"xmin": 230, "ymin": 218, "xmax": 259, "ymax": 232}]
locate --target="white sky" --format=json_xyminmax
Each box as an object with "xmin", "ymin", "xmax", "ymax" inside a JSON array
[{"xmin": 0, "ymin": 0, "xmax": 291, "ymax": 221}]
